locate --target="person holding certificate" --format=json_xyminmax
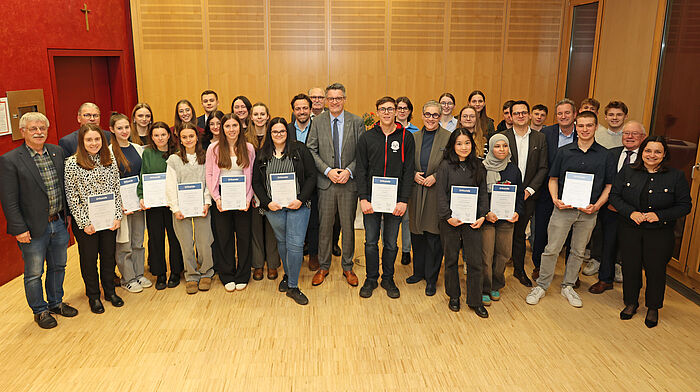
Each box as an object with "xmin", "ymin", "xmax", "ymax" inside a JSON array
[
  {"xmin": 480, "ymin": 134, "xmax": 523, "ymax": 305},
  {"xmin": 609, "ymin": 136, "xmax": 691, "ymax": 328},
  {"xmin": 138, "ymin": 121, "xmax": 183, "ymax": 290},
  {"xmin": 108, "ymin": 113, "xmax": 149, "ymax": 293},
  {"xmin": 64, "ymin": 123, "xmax": 124, "ymax": 314},
  {"xmin": 252, "ymin": 117, "xmax": 317, "ymax": 305},
  {"xmin": 356, "ymin": 97, "xmax": 415, "ymax": 299},
  {"xmin": 206, "ymin": 113, "xmax": 256, "ymax": 292},
  {"xmin": 165, "ymin": 123, "xmax": 214, "ymax": 295},
  {"xmin": 526, "ymin": 111, "xmax": 614, "ymax": 308},
  {"xmin": 435, "ymin": 129, "xmax": 488, "ymax": 317}
]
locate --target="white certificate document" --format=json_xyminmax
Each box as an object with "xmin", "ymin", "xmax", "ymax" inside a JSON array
[
  {"xmin": 270, "ymin": 173, "xmax": 297, "ymax": 207},
  {"xmin": 450, "ymin": 186, "xmax": 478, "ymax": 223},
  {"xmin": 88, "ymin": 193, "xmax": 115, "ymax": 231},
  {"xmin": 177, "ymin": 182, "xmax": 204, "ymax": 218},
  {"xmin": 561, "ymin": 172, "xmax": 594, "ymax": 208},
  {"xmin": 142, "ymin": 173, "xmax": 167, "ymax": 208},
  {"xmin": 371, "ymin": 176, "xmax": 398, "ymax": 214},
  {"xmin": 491, "ymin": 184, "xmax": 517, "ymax": 220},
  {"xmin": 119, "ymin": 176, "xmax": 140, "ymax": 213},
  {"xmin": 221, "ymin": 175, "xmax": 247, "ymax": 210}
]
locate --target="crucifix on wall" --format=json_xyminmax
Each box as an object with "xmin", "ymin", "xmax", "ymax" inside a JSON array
[{"xmin": 81, "ymin": 3, "xmax": 91, "ymax": 31}]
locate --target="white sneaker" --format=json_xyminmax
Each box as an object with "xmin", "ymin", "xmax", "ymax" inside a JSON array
[
  {"xmin": 137, "ymin": 276, "xmax": 153, "ymax": 288},
  {"xmin": 561, "ymin": 286, "xmax": 583, "ymax": 307},
  {"xmin": 124, "ymin": 281, "xmax": 143, "ymax": 293},
  {"xmin": 235, "ymin": 283, "xmax": 247, "ymax": 291},
  {"xmin": 614, "ymin": 264, "xmax": 623, "ymax": 283},
  {"xmin": 526, "ymin": 286, "xmax": 546, "ymax": 305},
  {"xmin": 224, "ymin": 282, "xmax": 237, "ymax": 292},
  {"xmin": 582, "ymin": 259, "xmax": 600, "ymax": 276}
]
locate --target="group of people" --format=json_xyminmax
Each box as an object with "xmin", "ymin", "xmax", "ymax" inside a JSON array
[{"xmin": 0, "ymin": 83, "xmax": 691, "ymax": 330}]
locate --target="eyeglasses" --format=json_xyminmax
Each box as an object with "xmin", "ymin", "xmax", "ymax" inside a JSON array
[
  {"xmin": 326, "ymin": 97, "xmax": 345, "ymax": 103},
  {"xmin": 81, "ymin": 113, "xmax": 100, "ymax": 119},
  {"xmin": 271, "ymin": 130, "xmax": 287, "ymax": 135},
  {"xmin": 423, "ymin": 112, "xmax": 440, "ymax": 119},
  {"xmin": 309, "ymin": 96, "xmax": 324, "ymax": 100},
  {"xmin": 25, "ymin": 126, "xmax": 48, "ymax": 133},
  {"xmin": 377, "ymin": 107, "xmax": 395, "ymax": 114},
  {"xmin": 396, "ymin": 107, "xmax": 410, "ymax": 112},
  {"xmin": 622, "ymin": 132, "xmax": 644, "ymax": 137},
  {"xmin": 512, "ymin": 111, "xmax": 529, "ymax": 117},
  {"xmin": 440, "ymin": 102, "xmax": 454, "ymax": 107}
]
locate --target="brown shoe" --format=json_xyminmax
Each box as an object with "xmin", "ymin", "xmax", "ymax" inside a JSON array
[
  {"xmin": 199, "ymin": 277, "xmax": 212, "ymax": 291},
  {"xmin": 531, "ymin": 268, "xmax": 540, "ymax": 281},
  {"xmin": 267, "ymin": 268, "xmax": 278, "ymax": 280},
  {"xmin": 186, "ymin": 281, "xmax": 198, "ymax": 294},
  {"xmin": 253, "ymin": 268, "xmax": 264, "ymax": 281},
  {"xmin": 308, "ymin": 255, "xmax": 320, "ymax": 271},
  {"xmin": 312, "ymin": 269, "xmax": 329, "ymax": 286},
  {"xmin": 588, "ymin": 280, "xmax": 613, "ymax": 294},
  {"xmin": 343, "ymin": 270, "xmax": 359, "ymax": 286}
]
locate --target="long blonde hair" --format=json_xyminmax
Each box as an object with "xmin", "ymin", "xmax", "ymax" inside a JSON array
[
  {"xmin": 458, "ymin": 105, "xmax": 486, "ymax": 158},
  {"xmin": 246, "ymin": 102, "xmax": 270, "ymax": 150}
]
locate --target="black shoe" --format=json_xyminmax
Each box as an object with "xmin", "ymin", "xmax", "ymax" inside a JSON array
[
  {"xmin": 278, "ymin": 275, "xmax": 289, "ymax": 292},
  {"xmin": 155, "ymin": 275, "xmax": 167, "ymax": 290},
  {"xmin": 400, "ymin": 252, "xmax": 411, "ymax": 265},
  {"xmin": 380, "ymin": 278, "xmax": 400, "ymax": 299},
  {"xmin": 448, "ymin": 298, "xmax": 460, "ymax": 312},
  {"xmin": 513, "ymin": 271, "xmax": 533, "ymax": 287},
  {"xmin": 359, "ymin": 279, "xmax": 378, "ymax": 298},
  {"xmin": 34, "ymin": 311, "xmax": 58, "ymax": 329},
  {"xmin": 89, "ymin": 298, "xmax": 104, "ymax": 314},
  {"xmin": 167, "ymin": 273, "xmax": 180, "ymax": 288},
  {"xmin": 425, "ymin": 283, "xmax": 436, "ymax": 296},
  {"xmin": 48, "ymin": 303, "xmax": 78, "ymax": 317},
  {"xmin": 645, "ymin": 309, "xmax": 659, "ymax": 328},
  {"xmin": 286, "ymin": 287, "xmax": 309, "ymax": 305},
  {"xmin": 620, "ymin": 303, "xmax": 639, "ymax": 320},
  {"xmin": 332, "ymin": 244, "xmax": 342, "ymax": 257},
  {"xmin": 469, "ymin": 305, "xmax": 489, "ymax": 318},
  {"xmin": 574, "ymin": 277, "xmax": 581, "ymax": 289},
  {"xmin": 405, "ymin": 275, "xmax": 422, "ymax": 284},
  {"xmin": 105, "ymin": 294, "xmax": 124, "ymax": 307}
]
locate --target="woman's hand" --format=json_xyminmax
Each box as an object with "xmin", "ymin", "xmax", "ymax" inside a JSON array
[
  {"xmin": 287, "ymin": 200, "xmax": 302, "ymax": 210},
  {"xmin": 447, "ymin": 217, "xmax": 462, "ymax": 227},
  {"xmin": 414, "ymin": 172, "xmax": 426, "ymax": 185},
  {"xmin": 422, "ymin": 174, "xmax": 436, "ymax": 187},
  {"xmin": 174, "ymin": 212, "xmax": 185, "ymax": 220},
  {"xmin": 268, "ymin": 202, "xmax": 282, "ymax": 211},
  {"xmin": 470, "ymin": 216, "xmax": 485, "ymax": 229},
  {"xmin": 203, "ymin": 204, "xmax": 210, "ymax": 217},
  {"xmin": 123, "ymin": 207, "xmax": 134, "ymax": 216},
  {"xmin": 84, "ymin": 224, "xmax": 96, "ymax": 235},
  {"xmin": 139, "ymin": 199, "xmax": 148, "ymax": 210},
  {"xmin": 630, "ymin": 211, "xmax": 645, "ymax": 225},
  {"xmin": 109, "ymin": 220, "xmax": 121, "ymax": 231},
  {"xmin": 216, "ymin": 198, "xmax": 224, "ymax": 212},
  {"xmin": 644, "ymin": 212, "xmax": 659, "ymax": 223},
  {"xmin": 486, "ymin": 212, "xmax": 498, "ymax": 223},
  {"xmin": 507, "ymin": 212, "xmax": 519, "ymax": 223}
]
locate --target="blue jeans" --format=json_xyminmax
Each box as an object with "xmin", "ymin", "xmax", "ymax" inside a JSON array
[
  {"xmin": 363, "ymin": 212, "xmax": 402, "ymax": 281},
  {"xmin": 265, "ymin": 206, "xmax": 310, "ymax": 288},
  {"xmin": 18, "ymin": 217, "xmax": 70, "ymax": 314}
]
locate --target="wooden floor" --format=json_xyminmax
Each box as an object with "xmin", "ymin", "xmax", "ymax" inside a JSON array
[{"xmin": 1, "ymin": 232, "xmax": 699, "ymax": 392}]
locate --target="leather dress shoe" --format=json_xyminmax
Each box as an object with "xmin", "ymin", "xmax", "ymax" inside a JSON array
[
  {"xmin": 343, "ymin": 270, "xmax": 359, "ymax": 286},
  {"xmin": 448, "ymin": 298, "xmax": 460, "ymax": 312},
  {"xmin": 425, "ymin": 283, "xmax": 436, "ymax": 296},
  {"xmin": 400, "ymin": 252, "xmax": 411, "ymax": 265},
  {"xmin": 406, "ymin": 275, "xmax": 422, "ymax": 284},
  {"xmin": 308, "ymin": 255, "xmax": 320, "ymax": 271},
  {"xmin": 253, "ymin": 268, "xmax": 264, "ymax": 281},
  {"xmin": 531, "ymin": 268, "xmax": 540, "ymax": 281},
  {"xmin": 513, "ymin": 271, "xmax": 532, "ymax": 287},
  {"xmin": 34, "ymin": 311, "xmax": 58, "ymax": 329},
  {"xmin": 588, "ymin": 280, "xmax": 613, "ymax": 294},
  {"xmin": 267, "ymin": 268, "xmax": 278, "ymax": 280},
  {"xmin": 49, "ymin": 302, "xmax": 78, "ymax": 317},
  {"xmin": 380, "ymin": 278, "xmax": 400, "ymax": 299},
  {"xmin": 620, "ymin": 303, "xmax": 639, "ymax": 320},
  {"xmin": 312, "ymin": 269, "xmax": 329, "ymax": 286},
  {"xmin": 155, "ymin": 275, "xmax": 167, "ymax": 290},
  {"xmin": 470, "ymin": 305, "xmax": 489, "ymax": 318},
  {"xmin": 105, "ymin": 294, "xmax": 124, "ymax": 307},
  {"xmin": 89, "ymin": 298, "xmax": 105, "ymax": 314},
  {"xmin": 332, "ymin": 244, "xmax": 342, "ymax": 257},
  {"xmin": 167, "ymin": 273, "xmax": 180, "ymax": 288},
  {"xmin": 645, "ymin": 309, "xmax": 659, "ymax": 328}
]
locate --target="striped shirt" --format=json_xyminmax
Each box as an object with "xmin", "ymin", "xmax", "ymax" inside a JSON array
[
  {"xmin": 26, "ymin": 144, "xmax": 63, "ymax": 216},
  {"xmin": 264, "ymin": 154, "xmax": 310, "ymax": 208}
]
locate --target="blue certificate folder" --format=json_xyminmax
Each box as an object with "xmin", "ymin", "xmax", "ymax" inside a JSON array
[
  {"xmin": 270, "ymin": 173, "xmax": 295, "ymax": 181},
  {"xmin": 452, "ymin": 186, "xmax": 477, "ymax": 195},
  {"xmin": 222, "ymin": 176, "xmax": 245, "ymax": 183},
  {"xmin": 492, "ymin": 184, "xmax": 516, "ymax": 193},
  {"xmin": 88, "ymin": 193, "xmax": 114, "ymax": 203},
  {"xmin": 119, "ymin": 176, "xmax": 139, "ymax": 186},
  {"xmin": 373, "ymin": 177, "xmax": 398, "ymax": 186},
  {"xmin": 178, "ymin": 183, "xmax": 202, "ymax": 191},
  {"xmin": 565, "ymin": 172, "xmax": 594, "ymax": 182},
  {"xmin": 143, "ymin": 173, "xmax": 166, "ymax": 182}
]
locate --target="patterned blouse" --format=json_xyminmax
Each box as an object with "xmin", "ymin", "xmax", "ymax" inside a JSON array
[{"xmin": 64, "ymin": 153, "xmax": 123, "ymax": 229}]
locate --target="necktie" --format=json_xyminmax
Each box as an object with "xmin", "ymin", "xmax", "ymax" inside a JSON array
[
  {"xmin": 333, "ymin": 118, "xmax": 340, "ymax": 168},
  {"xmin": 624, "ymin": 150, "xmax": 633, "ymax": 165}
]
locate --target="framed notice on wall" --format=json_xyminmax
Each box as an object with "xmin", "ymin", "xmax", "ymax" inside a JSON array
[{"xmin": 0, "ymin": 98, "xmax": 11, "ymax": 136}]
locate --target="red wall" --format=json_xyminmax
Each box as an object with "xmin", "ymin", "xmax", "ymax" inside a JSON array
[{"xmin": 0, "ymin": 0, "xmax": 138, "ymax": 285}]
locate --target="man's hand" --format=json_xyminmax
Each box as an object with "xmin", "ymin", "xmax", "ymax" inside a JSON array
[
  {"xmin": 360, "ymin": 199, "xmax": 374, "ymax": 214},
  {"xmin": 287, "ymin": 200, "xmax": 302, "ymax": 210},
  {"xmin": 578, "ymin": 204, "xmax": 598, "ymax": 215},
  {"xmin": 507, "ymin": 212, "xmax": 520, "ymax": 223},
  {"xmin": 393, "ymin": 202, "xmax": 407, "ymax": 216},
  {"xmin": 336, "ymin": 169, "xmax": 350, "ymax": 184},
  {"xmin": 268, "ymin": 202, "xmax": 282, "ymax": 211},
  {"xmin": 524, "ymin": 189, "xmax": 532, "ymax": 200},
  {"xmin": 15, "ymin": 231, "xmax": 31, "ymax": 243},
  {"xmin": 553, "ymin": 198, "xmax": 572, "ymax": 210},
  {"xmin": 486, "ymin": 212, "xmax": 498, "ymax": 223}
]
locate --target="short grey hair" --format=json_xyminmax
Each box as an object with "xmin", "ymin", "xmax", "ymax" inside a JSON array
[
  {"xmin": 423, "ymin": 100, "xmax": 441, "ymax": 112},
  {"xmin": 19, "ymin": 112, "xmax": 49, "ymax": 129},
  {"xmin": 555, "ymin": 98, "xmax": 577, "ymax": 112},
  {"xmin": 623, "ymin": 120, "xmax": 647, "ymax": 135},
  {"xmin": 325, "ymin": 83, "xmax": 346, "ymax": 96},
  {"xmin": 77, "ymin": 102, "xmax": 100, "ymax": 115}
]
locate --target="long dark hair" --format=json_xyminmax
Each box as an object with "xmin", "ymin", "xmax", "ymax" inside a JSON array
[
  {"xmin": 468, "ymin": 90, "xmax": 491, "ymax": 130},
  {"xmin": 443, "ymin": 128, "xmax": 484, "ymax": 184},
  {"xmin": 130, "ymin": 102, "xmax": 153, "ymax": 145},
  {"xmin": 231, "ymin": 95, "xmax": 252, "ymax": 122},
  {"xmin": 258, "ymin": 117, "xmax": 291, "ymax": 161},
  {"xmin": 147, "ymin": 121, "xmax": 178, "ymax": 159},
  {"xmin": 176, "ymin": 122, "xmax": 206, "ymax": 164},
  {"xmin": 174, "ymin": 99, "xmax": 197, "ymax": 132},
  {"xmin": 76, "ymin": 124, "xmax": 112, "ymax": 170},
  {"xmin": 109, "ymin": 112, "xmax": 132, "ymax": 173},
  {"xmin": 202, "ymin": 110, "xmax": 224, "ymax": 148},
  {"xmin": 216, "ymin": 113, "xmax": 250, "ymax": 169},
  {"xmin": 631, "ymin": 135, "xmax": 670, "ymax": 173}
]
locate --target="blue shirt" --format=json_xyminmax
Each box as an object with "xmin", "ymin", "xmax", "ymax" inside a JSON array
[
  {"xmin": 557, "ymin": 127, "xmax": 575, "ymax": 148},
  {"xmin": 406, "ymin": 122, "xmax": 419, "ymax": 133},
  {"xmin": 294, "ymin": 120, "xmax": 311, "ymax": 144}
]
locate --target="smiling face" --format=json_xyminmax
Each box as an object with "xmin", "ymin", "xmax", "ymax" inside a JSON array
[
  {"xmin": 454, "ymin": 134, "xmax": 472, "ymax": 160},
  {"xmin": 179, "ymin": 128, "xmax": 198, "ymax": 152},
  {"xmin": 151, "ymin": 127, "xmax": 170, "ymax": 149},
  {"xmin": 201, "ymin": 93, "xmax": 218, "ymax": 114},
  {"xmin": 133, "ymin": 108, "xmax": 152, "ymax": 128},
  {"xmin": 309, "ymin": 88, "xmax": 325, "ymax": 113},
  {"xmin": 251, "ymin": 105, "xmax": 269, "ymax": 128},
  {"xmin": 293, "ymin": 99, "xmax": 311, "ymax": 124},
  {"xmin": 575, "ymin": 116, "xmax": 597, "ymax": 142},
  {"xmin": 83, "ymin": 130, "xmax": 103, "ymax": 155},
  {"xmin": 469, "ymin": 94, "xmax": 485, "ymax": 112},
  {"xmin": 621, "ymin": 123, "xmax": 645, "ymax": 150},
  {"xmin": 439, "ymin": 96, "xmax": 455, "ymax": 116},
  {"xmin": 208, "ymin": 117, "xmax": 221, "ymax": 136},
  {"xmin": 223, "ymin": 118, "xmax": 240, "ymax": 142},
  {"xmin": 270, "ymin": 123, "xmax": 287, "ymax": 146},
  {"xmin": 325, "ymin": 89, "xmax": 346, "ymax": 116},
  {"xmin": 511, "ymin": 104, "xmax": 530, "ymax": 127},
  {"xmin": 396, "ymin": 101, "xmax": 411, "ymax": 122},
  {"xmin": 21, "ymin": 120, "xmax": 48, "ymax": 149},
  {"xmin": 177, "ymin": 103, "xmax": 193, "ymax": 123},
  {"xmin": 492, "ymin": 140, "xmax": 509, "ymax": 160},
  {"xmin": 459, "ymin": 107, "xmax": 477, "ymax": 129},
  {"xmin": 642, "ymin": 141, "xmax": 665, "ymax": 170},
  {"xmin": 422, "ymin": 105, "xmax": 440, "ymax": 131},
  {"xmin": 377, "ymin": 101, "xmax": 396, "ymax": 127},
  {"xmin": 605, "ymin": 108, "xmax": 627, "ymax": 130},
  {"xmin": 110, "ymin": 118, "xmax": 131, "ymax": 143},
  {"xmin": 233, "ymin": 99, "xmax": 249, "ymax": 121},
  {"xmin": 78, "ymin": 106, "xmax": 100, "ymax": 126},
  {"xmin": 556, "ymin": 103, "xmax": 575, "ymax": 128}
]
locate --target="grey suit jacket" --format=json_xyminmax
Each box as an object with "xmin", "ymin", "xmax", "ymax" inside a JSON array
[
  {"xmin": 306, "ymin": 110, "xmax": 365, "ymax": 191},
  {"xmin": 502, "ymin": 128, "xmax": 548, "ymax": 197}
]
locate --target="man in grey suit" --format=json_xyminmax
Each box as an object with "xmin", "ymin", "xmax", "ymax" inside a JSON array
[{"xmin": 306, "ymin": 83, "xmax": 365, "ymax": 287}]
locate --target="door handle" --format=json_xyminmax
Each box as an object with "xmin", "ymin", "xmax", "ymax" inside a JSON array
[{"xmin": 692, "ymin": 163, "xmax": 700, "ymax": 179}]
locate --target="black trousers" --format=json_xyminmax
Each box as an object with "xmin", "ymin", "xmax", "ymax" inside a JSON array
[
  {"xmin": 618, "ymin": 224, "xmax": 674, "ymax": 309},
  {"xmin": 211, "ymin": 207, "xmax": 252, "ymax": 284},
  {"xmin": 410, "ymin": 231, "xmax": 443, "ymax": 284},
  {"xmin": 146, "ymin": 206, "xmax": 184, "ymax": 277},
  {"xmin": 440, "ymin": 221, "xmax": 483, "ymax": 307},
  {"xmin": 512, "ymin": 197, "xmax": 536, "ymax": 275},
  {"xmin": 305, "ymin": 190, "xmax": 320, "ymax": 256},
  {"xmin": 72, "ymin": 219, "xmax": 117, "ymax": 300},
  {"xmin": 597, "ymin": 207, "xmax": 619, "ymax": 283}
]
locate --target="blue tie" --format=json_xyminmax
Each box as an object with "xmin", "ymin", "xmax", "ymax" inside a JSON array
[{"xmin": 333, "ymin": 118, "xmax": 340, "ymax": 168}]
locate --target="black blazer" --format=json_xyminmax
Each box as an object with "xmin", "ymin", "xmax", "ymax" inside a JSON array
[
  {"xmin": 501, "ymin": 128, "xmax": 548, "ymax": 197},
  {"xmin": 0, "ymin": 143, "xmax": 68, "ymax": 238},
  {"xmin": 252, "ymin": 141, "xmax": 317, "ymax": 210},
  {"xmin": 196, "ymin": 114, "xmax": 207, "ymax": 130}
]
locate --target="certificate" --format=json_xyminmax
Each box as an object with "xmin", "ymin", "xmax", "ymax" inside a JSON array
[
  {"xmin": 177, "ymin": 182, "xmax": 204, "ymax": 218},
  {"xmin": 221, "ymin": 175, "xmax": 247, "ymax": 210},
  {"xmin": 491, "ymin": 184, "xmax": 517, "ymax": 220},
  {"xmin": 450, "ymin": 186, "xmax": 478, "ymax": 223},
  {"xmin": 88, "ymin": 193, "xmax": 116, "ymax": 231},
  {"xmin": 142, "ymin": 173, "xmax": 167, "ymax": 208},
  {"xmin": 561, "ymin": 171, "xmax": 594, "ymax": 208},
  {"xmin": 371, "ymin": 176, "xmax": 398, "ymax": 213},
  {"xmin": 119, "ymin": 176, "xmax": 140, "ymax": 213},
  {"xmin": 270, "ymin": 173, "xmax": 297, "ymax": 207}
]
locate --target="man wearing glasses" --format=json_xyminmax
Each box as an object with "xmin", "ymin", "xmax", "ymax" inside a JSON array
[
  {"xmin": 306, "ymin": 83, "xmax": 365, "ymax": 287},
  {"xmin": 58, "ymin": 102, "xmax": 110, "ymax": 157},
  {"xmin": 308, "ymin": 87, "xmax": 327, "ymax": 118}
]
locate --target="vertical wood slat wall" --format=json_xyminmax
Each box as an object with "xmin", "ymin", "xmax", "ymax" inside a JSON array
[{"xmin": 130, "ymin": 0, "xmax": 565, "ymax": 125}]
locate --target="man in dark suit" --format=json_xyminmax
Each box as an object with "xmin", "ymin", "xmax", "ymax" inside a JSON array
[
  {"xmin": 196, "ymin": 90, "xmax": 219, "ymax": 129},
  {"xmin": 502, "ymin": 100, "xmax": 548, "ymax": 287},
  {"xmin": 495, "ymin": 100, "xmax": 515, "ymax": 133},
  {"xmin": 306, "ymin": 83, "xmax": 365, "ymax": 287},
  {"xmin": 58, "ymin": 102, "xmax": 110, "ymax": 158},
  {"xmin": 0, "ymin": 112, "xmax": 78, "ymax": 329}
]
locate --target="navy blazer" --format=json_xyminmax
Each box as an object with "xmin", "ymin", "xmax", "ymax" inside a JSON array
[
  {"xmin": 541, "ymin": 124, "xmax": 577, "ymax": 168},
  {"xmin": 196, "ymin": 114, "xmax": 207, "ymax": 130},
  {"xmin": 58, "ymin": 128, "xmax": 111, "ymax": 158}
]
